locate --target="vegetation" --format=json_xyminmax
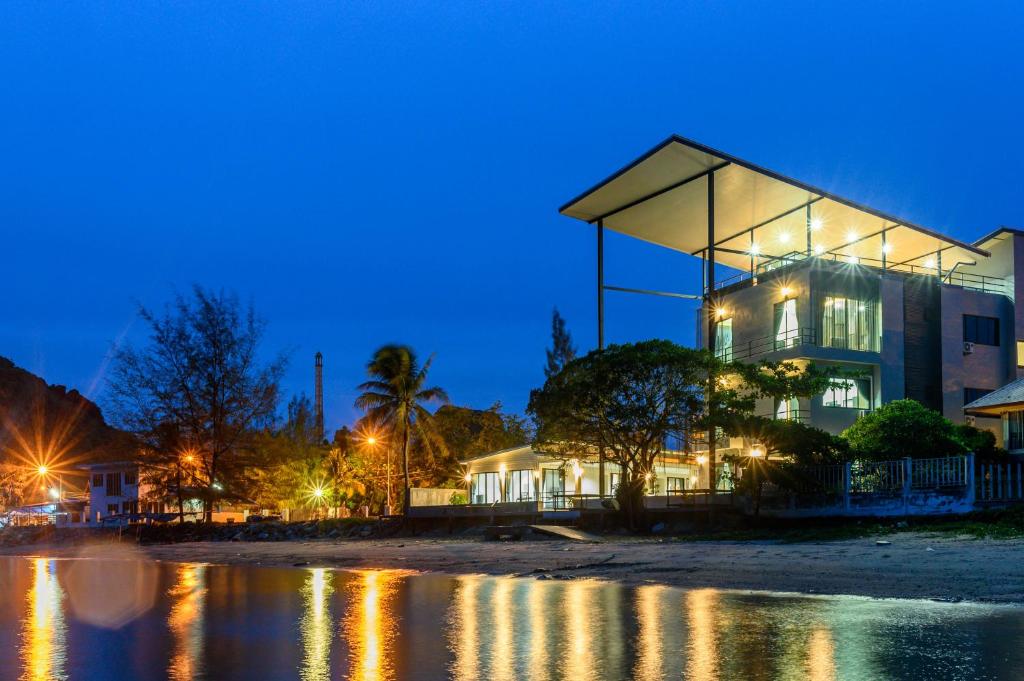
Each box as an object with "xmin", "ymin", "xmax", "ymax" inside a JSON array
[
  {"xmin": 843, "ymin": 399, "xmax": 1004, "ymax": 461},
  {"xmin": 108, "ymin": 286, "xmax": 287, "ymax": 521},
  {"xmin": 544, "ymin": 308, "xmax": 577, "ymax": 378},
  {"xmin": 355, "ymin": 345, "xmax": 449, "ymax": 514}
]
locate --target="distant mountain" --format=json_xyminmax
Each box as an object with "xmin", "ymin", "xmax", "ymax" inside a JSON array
[{"xmin": 0, "ymin": 357, "xmax": 136, "ymax": 473}]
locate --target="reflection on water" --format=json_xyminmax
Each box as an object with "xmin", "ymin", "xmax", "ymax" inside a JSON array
[
  {"xmin": 168, "ymin": 564, "xmax": 206, "ymax": 681},
  {"xmin": 21, "ymin": 558, "xmax": 67, "ymax": 681},
  {"xmin": 3, "ymin": 557, "xmax": 1024, "ymax": 681},
  {"xmin": 300, "ymin": 568, "xmax": 333, "ymax": 681}
]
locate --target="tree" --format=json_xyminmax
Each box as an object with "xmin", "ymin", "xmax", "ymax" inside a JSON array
[
  {"xmin": 843, "ymin": 399, "xmax": 966, "ymax": 460},
  {"xmin": 108, "ymin": 286, "xmax": 287, "ymax": 521},
  {"xmin": 954, "ymin": 423, "xmax": 1005, "ymax": 461},
  {"xmin": 425, "ymin": 403, "xmax": 531, "ymax": 485},
  {"xmin": 545, "ymin": 308, "xmax": 577, "ymax": 379},
  {"xmin": 529, "ymin": 340, "xmax": 705, "ymax": 527},
  {"xmin": 354, "ymin": 345, "xmax": 449, "ymax": 513}
]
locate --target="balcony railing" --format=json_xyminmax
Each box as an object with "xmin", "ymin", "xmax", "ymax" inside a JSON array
[{"xmin": 707, "ymin": 251, "xmax": 1008, "ymax": 297}]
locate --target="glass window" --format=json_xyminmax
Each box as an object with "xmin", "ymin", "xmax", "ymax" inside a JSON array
[
  {"xmin": 823, "ymin": 378, "xmax": 872, "ymax": 409},
  {"xmin": 505, "ymin": 469, "xmax": 534, "ymax": 502},
  {"xmin": 821, "ymin": 297, "xmax": 879, "ymax": 352},
  {"xmin": 1009, "ymin": 411, "xmax": 1024, "ymax": 451},
  {"xmin": 775, "ymin": 397, "xmax": 799, "ymax": 420},
  {"xmin": 774, "ymin": 299, "xmax": 798, "ymax": 350},
  {"xmin": 541, "ymin": 468, "xmax": 565, "ymax": 508},
  {"xmin": 609, "ymin": 472, "xmax": 619, "ymax": 493},
  {"xmin": 1017, "ymin": 341, "xmax": 1024, "ymax": 367},
  {"xmin": 124, "ymin": 471, "xmax": 137, "ymax": 485},
  {"xmin": 964, "ymin": 315, "xmax": 999, "ymax": 346},
  {"xmin": 106, "ymin": 473, "xmax": 122, "ymax": 496},
  {"xmin": 714, "ymin": 318, "xmax": 733, "ymax": 361},
  {"xmin": 666, "ymin": 477, "xmax": 686, "ymax": 493},
  {"xmin": 92, "ymin": 474, "xmax": 103, "ymax": 488},
  {"xmin": 471, "ymin": 472, "xmax": 500, "ymax": 504}
]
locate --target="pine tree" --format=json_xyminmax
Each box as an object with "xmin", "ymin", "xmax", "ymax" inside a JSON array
[{"xmin": 545, "ymin": 308, "xmax": 577, "ymax": 378}]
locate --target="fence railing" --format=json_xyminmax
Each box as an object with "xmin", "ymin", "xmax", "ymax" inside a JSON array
[
  {"xmin": 978, "ymin": 461, "xmax": 1024, "ymax": 501},
  {"xmin": 795, "ymin": 455, "xmax": 971, "ymax": 496},
  {"xmin": 850, "ymin": 459, "xmax": 906, "ymax": 493}
]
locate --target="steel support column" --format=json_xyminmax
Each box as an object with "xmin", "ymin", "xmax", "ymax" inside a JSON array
[
  {"xmin": 597, "ymin": 219, "xmax": 605, "ymax": 498},
  {"xmin": 706, "ymin": 172, "xmax": 717, "ymax": 494}
]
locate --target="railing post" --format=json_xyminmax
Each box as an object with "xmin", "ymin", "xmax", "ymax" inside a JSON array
[
  {"xmin": 902, "ymin": 457, "xmax": 913, "ymax": 514},
  {"xmin": 843, "ymin": 462, "xmax": 851, "ymax": 512},
  {"xmin": 1017, "ymin": 462, "xmax": 1022, "ymax": 500},
  {"xmin": 965, "ymin": 454, "xmax": 976, "ymax": 507},
  {"xmin": 996, "ymin": 464, "xmax": 1003, "ymax": 501}
]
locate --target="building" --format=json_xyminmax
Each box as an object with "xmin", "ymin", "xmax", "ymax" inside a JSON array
[
  {"xmin": 79, "ymin": 461, "xmax": 164, "ymax": 522},
  {"xmin": 965, "ymin": 377, "xmax": 1024, "ymax": 454},
  {"xmin": 461, "ymin": 445, "xmax": 713, "ymax": 509},
  {"xmin": 559, "ymin": 136, "xmax": 1023, "ymax": 460}
]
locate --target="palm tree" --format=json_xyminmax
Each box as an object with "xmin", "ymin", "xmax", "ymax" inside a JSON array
[{"xmin": 355, "ymin": 345, "xmax": 449, "ymax": 512}]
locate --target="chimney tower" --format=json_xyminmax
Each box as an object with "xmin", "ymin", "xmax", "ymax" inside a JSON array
[{"xmin": 314, "ymin": 352, "xmax": 324, "ymax": 442}]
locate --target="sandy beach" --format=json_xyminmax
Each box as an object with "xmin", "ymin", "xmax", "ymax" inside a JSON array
[{"xmin": 5, "ymin": 532, "xmax": 1024, "ymax": 604}]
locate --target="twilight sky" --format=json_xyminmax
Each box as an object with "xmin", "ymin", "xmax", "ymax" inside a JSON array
[{"xmin": 1, "ymin": 2, "xmax": 1022, "ymax": 432}]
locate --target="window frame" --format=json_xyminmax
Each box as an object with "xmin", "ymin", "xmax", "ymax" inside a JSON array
[
  {"xmin": 822, "ymin": 377, "xmax": 872, "ymax": 410},
  {"xmin": 963, "ymin": 314, "xmax": 1000, "ymax": 346},
  {"xmin": 773, "ymin": 298, "xmax": 799, "ymax": 350},
  {"xmin": 714, "ymin": 317, "xmax": 733, "ymax": 361}
]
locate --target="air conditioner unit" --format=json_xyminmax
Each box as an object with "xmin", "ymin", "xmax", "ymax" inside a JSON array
[
  {"xmin": 966, "ymin": 415, "xmax": 977, "ymax": 426},
  {"xmin": 963, "ymin": 341, "xmax": 975, "ymax": 355}
]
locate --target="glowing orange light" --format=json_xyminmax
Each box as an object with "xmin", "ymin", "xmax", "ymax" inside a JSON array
[{"xmin": 37, "ymin": 465, "xmax": 48, "ymax": 476}]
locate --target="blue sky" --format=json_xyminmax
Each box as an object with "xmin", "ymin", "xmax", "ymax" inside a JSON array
[{"xmin": 1, "ymin": 1, "xmax": 1022, "ymax": 432}]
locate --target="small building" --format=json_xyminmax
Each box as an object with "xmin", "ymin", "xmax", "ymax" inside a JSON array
[
  {"xmin": 460, "ymin": 445, "xmax": 715, "ymax": 509},
  {"xmin": 964, "ymin": 378, "xmax": 1024, "ymax": 455},
  {"xmin": 79, "ymin": 461, "xmax": 158, "ymax": 521}
]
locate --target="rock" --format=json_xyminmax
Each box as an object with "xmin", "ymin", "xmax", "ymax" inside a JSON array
[
  {"xmin": 895, "ymin": 521, "xmax": 908, "ymax": 528},
  {"xmin": 651, "ymin": 522, "xmax": 666, "ymax": 534},
  {"xmin": 875, "ymin": 540, "xmax": 891, "ymax": 546}
]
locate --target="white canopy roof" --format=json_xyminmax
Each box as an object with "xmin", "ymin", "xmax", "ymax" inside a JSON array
[{"xmin": 560, "ymin": 136, "xmax": 988, "ymax": 274}]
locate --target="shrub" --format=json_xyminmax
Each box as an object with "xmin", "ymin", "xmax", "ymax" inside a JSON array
[{"xmin": 842, "ymin": 399, "xmax": 965, "ymax": 460}]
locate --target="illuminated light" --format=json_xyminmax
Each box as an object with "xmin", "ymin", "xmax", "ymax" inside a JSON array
[
  {"xmin": 499, "ymin": 463, "xmax": 507, "ymax": 476},
  {"xmin": 749, "ymin": 243, "xmax": 760, "ymax": 256},
  {"xmin": 810, "ymin": 218, "xmax": 823, "ymax": 231},
  {"xmin": 778, "ymin": 231, "xmax": 791, "ymax": 244},
  {"xmin": 571, "ymin": 459, "xmax": 583, "ymax": 480},
  {"xmin": 37, "ymin": 466, "xmax": 48, "ymax": 476},
  {"xmin": 882, "ymin": 243, "xmax": 893, "ymax": 255},
  {"xmin": 366, "ymin": 436, "xmax": 377, "ymax": 446},
  {"xmin": 714, "ymin": 307, "xmax": 727, "ymax": 319},
  {"xmin": 644, "ymin": 471, "xmax": 652, "ymax": 481},
  {"xmin": 299, "ymin": 568, "xmax": 332, "ymax": 681},
  {"xmin": 211, "ymin": 482, "xmax": 223, "ymax": 491},
  {"xmin": 813, "ymin": 244, "xmax": 824, "ymax": 255},
  {"xmin": 464, "ymin": 473, "xmax": 472, "ymax": 483},
  {"xmin": 48, "ymin": 488, "xmax": 60, "ymax": 500},
  {"xmin": 849, "ymin": 256, "xmax": 860, "ymax": 265},
  {"xmin": 689, "ymin": 475, "xmax": 699, "ymax": 486},
  {"xmin": 695, "ymin": 454, "xmax": 708, "ymax": 465},
  {"xmin": 168, "ymin": 564, "xmax": 207, "ymax": 681},
  {"xmin": 780, "ymin": 286, "xmax": 793, "ymax": 298},
  {"xmin": 845, "ymin": 231, "xmax": 858, "ymax": 243},
  {"xmin": 313, "ymin": 487, "xmax": 324, "ymax": 498},
  {"xmin": 924, "ymin": 257, "xmax": 936, "ymax": 269},
  {"xmin": 23, "ymin": 559, "xmax": 67, "ymax": 681},
  {"xmin": 750, "ymin": 445, "xmax": 765, "ymax": 458}
]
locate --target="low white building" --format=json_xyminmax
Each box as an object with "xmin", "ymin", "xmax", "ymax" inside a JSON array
[
  {"xmin": 460, "ymin": 446, "xmax": 723, "ymax": 510},
  {"xmin": 79, "ymin": 461, "xmax": 160, "ymax": 521}
]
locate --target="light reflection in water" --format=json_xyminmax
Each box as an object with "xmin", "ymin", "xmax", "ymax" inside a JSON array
[
  {"xmin": 344, "ymin": 570, "xmax": 402, "ymax": 681},
  {"xmin": 20, "ymin": 558, "xmax": 67, "ymax": 681},
  {"xmin": 491, "ymin": 578, "xmax": 514, "ymax": 681},
  {"xmin": 528, "ymin": 580, "xmax": 550, "ymax": 681},
  {"xmin": 449, "ymin": 575, "xmax": 480, "ymax": 680},
  {"xmin": 167, "ymin": 564, "xmax": 207, "ymax": 681},
  {"xmin": 634, "ymin": 585, "xmax": 664, "ymax": 681},
  {"xmin": 299, "ymin": 568, "xmax": 334, "ymax": 681},
  {"xmin": 806, "ymin": 626, "xmax": 837, "ymax": 681},
  {"xmin": 686, "ymin": 588, "xmax": 720, "ymax": 681},
  {"xmin": 562, "ymin": 579, "xmax": 598, "ymax": 681}
]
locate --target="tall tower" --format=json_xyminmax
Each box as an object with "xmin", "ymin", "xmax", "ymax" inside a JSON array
[{"xmin": 314, "ymin": 352, "xmax": 324, "ymax": 443}]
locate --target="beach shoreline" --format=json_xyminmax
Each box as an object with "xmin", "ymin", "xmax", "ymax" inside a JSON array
[{"xmin": 4, "ymin": 532, "xmax": 1023, "ymax": 604}]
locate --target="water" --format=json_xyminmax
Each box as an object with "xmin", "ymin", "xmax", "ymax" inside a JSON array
[{"xmin": 2, "ymin": 556, "xmax": 1023, "ymax": 681}]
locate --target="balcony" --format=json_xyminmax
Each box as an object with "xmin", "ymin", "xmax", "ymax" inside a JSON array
[{"xmin": 709, "ymin": 251, "xmax": 1008, "ymax": 297}]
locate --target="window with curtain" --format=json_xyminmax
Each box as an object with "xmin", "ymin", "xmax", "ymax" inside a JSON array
[
  {"xmin": 775, "ymin": 397, "xmax": 799, "ymax": 420},
  {"xmin": 505, "ymin": 469, "xmax": 534, "ymax": 501},
  {"xmin": 822, "ymin": 378, "xmax": 872, "ymax": 409},
  {"xmin": 821, "ymin": 296, "xmax": 879, "ymax": 352},
  {"xmin": 471, "ymin": 472, "xmax": 500, "ymax": 504},
  {"xmin": 714, "ymin": 318, "xmax": 733, "ymax": 360},
  {"xmin": 1008, "ymin": 411, "xmax": 1024, "ymax": 450},
  {"xmin": 774, "ymin": 299, "xmax": 798, "ymax": 350},
  {"xmin": 963, "ymin": 315, "xmax": 999, "ymax": 346}
]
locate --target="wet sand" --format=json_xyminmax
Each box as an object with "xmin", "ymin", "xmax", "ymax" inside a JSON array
[{"xmin": 6, "ymin": 532, "xmax": 1024, "ymax": 603}]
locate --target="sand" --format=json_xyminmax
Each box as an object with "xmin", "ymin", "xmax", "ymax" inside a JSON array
[{"xmin": 5, "ymin": 531, "xmax": 1024, "ymax": 603}]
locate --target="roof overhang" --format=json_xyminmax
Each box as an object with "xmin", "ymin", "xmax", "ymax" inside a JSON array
[{"xmin": 560, "ymin": 135, "xmax": 989, "ymax": 274}]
